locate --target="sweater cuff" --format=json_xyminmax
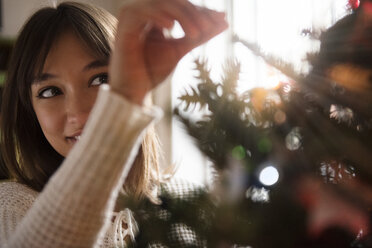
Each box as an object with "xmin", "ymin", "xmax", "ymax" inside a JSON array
[{"xmin": 98, "ymin": 84, "xmax": 163, "ymax": 123}]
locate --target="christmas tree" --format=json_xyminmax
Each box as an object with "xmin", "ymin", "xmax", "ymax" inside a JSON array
[{"xmin": 125, "ymin": 1, "xmax": 372, "ymax": 247}]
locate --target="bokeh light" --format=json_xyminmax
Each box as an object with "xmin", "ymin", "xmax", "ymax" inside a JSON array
[{"xmin": 259, "ymin": 166, "xmax": 279, "ymax": 186}]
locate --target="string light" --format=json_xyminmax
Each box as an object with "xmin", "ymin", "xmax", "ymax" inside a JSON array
[{"xmin": 259, "ymin": 166, "xmax": 279, "ymax": 186}]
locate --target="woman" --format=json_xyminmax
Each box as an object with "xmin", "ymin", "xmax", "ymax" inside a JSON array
[{"xmin": 0, "ymin": 1, "xmax": 227, "ymax": 247}]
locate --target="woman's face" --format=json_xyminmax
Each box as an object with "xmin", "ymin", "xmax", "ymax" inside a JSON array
[{"xmin": 31, "ymin": 32, "xmax": 108, "ymax": 157}]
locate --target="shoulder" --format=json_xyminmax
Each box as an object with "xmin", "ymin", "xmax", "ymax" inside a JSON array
[
  {"xmin": 0, "ymin": 181, "xmax": 38, "ymax": 226},
  {"xmin": 0, "ymin": 181, "xmax": 38, "ymax": 244},
  {"xmin": 0, "ymin": 181, "xmax": 38, "ymax": 204},
  {"xmin": 0, "ymin": 180, "xmax": 38, "ymax": 216}
]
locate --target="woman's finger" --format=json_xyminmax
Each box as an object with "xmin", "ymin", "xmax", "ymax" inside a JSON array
[
  {"xmin": 118, "ymin": 4, "xmax": 174, "ymax": 35},
  {"xmin": 169, "ymin": 0, "xmax": 211, "ymax": 34},
  {"xmin": 151, "ymin": 0, "xmax": 201, "ymax": 39},
  {"xmin": 120, "ymin": 0, "xmax": 227, "ymax": 42},
  {"xmin": 200, "ymin": 7, "xmax": 227, "ymax": 26},
  {"xmin": 119, "ymin": 1, "xmax": 198, "ymax": 39},
  {"xmin": 171, "ymin": 9, "xmax": 228, "ymax": 56}
]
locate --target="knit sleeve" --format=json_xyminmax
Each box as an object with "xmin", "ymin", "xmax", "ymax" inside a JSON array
[
  {"xmin": 0, "ymin": 182, "xmax": 38, "ymax": 246},
  {"xmin": 4, "ymin": 85, "xmax": 162, "ymax": 248}
]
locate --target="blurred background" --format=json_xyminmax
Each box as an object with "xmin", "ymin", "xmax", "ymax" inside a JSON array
[{"xmin": 0, "ymin": 0, "xmax": 350, "ymax": 185}]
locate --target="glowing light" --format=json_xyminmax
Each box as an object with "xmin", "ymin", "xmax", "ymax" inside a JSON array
[
  {"xmin": 246, "ymin": 186, "xmax": 270, "ymax": 202},
  {"xmin": 232, "ymin": 145, "xmax": 246, "ymax": 160},
  {"xmin": 263, "ymin": 69, "xmax": 285, "ymax": 89},
  {"xmin": 259, "ymin": 166, "xmax": 279, "ymax": 186},
  {"xmin": 285, "ymin": 127, "xmax": 302, "ymax": 151},
  {"xmin": 274, "ymin": 110, "xmax": 286, "ymax": 124},
  {"xmin": 258, "ymin": 138, "xmax": 272, "ymax": 153},
  {"xmin": 283, "ymin": 84, "xmax": 292, "ymax": 93}
]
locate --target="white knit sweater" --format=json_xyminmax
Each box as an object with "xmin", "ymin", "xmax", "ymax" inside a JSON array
[{"xmin": 0, "ymin": 85, "xmax": 161, "ymax": 248}]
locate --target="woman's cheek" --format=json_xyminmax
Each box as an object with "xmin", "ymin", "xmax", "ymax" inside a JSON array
[{"xmin": 33, "ymin": 100, "xmax": 65, "ymax": 138}]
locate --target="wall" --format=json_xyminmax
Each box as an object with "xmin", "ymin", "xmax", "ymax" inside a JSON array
[{"xmin": 1, "ymin": 0, "xmax": 127, "ymax": 38}]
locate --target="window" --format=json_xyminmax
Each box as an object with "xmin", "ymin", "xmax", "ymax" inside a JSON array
[{"xmin": 170, "ymin": 0, "xmax": 350, "ymax": 185}]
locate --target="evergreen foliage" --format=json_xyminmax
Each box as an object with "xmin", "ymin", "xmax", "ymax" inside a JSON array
[
  {"xmin": 125, "ymin": 2, "xmax": 372, "ymax": 246},
  {"xmin": 126, "ymin": 54, "xmax": 371, "ymax": 247}
]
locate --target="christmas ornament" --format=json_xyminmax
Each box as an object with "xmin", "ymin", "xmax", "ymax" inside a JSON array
[{"xmin": 349, "ymin": 0, "xmax": 360, "ymax": 10}]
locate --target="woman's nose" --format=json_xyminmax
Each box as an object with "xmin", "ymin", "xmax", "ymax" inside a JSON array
[{"xmin": 65, "ymin": 92, "xmax": 94, "ymax": 126}]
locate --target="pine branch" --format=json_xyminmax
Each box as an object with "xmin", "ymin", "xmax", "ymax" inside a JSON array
[
  {"xmin": 220, "ymin": 59, "xmax": 240, "ymax": 96},
  {"xmin": 233, "ymin": 35, "xmax": 304, "ymax": 83},
  {"xmin": 178, "ymin": 86, "xmax": 207, "ymax": 111}
]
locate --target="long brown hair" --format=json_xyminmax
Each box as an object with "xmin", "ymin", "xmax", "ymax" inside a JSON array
[{"xmin": 0, "ymin": 2, "xmax": 160, "ymax": 199}]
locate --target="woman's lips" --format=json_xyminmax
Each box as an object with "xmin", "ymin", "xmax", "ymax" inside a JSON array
[{"xmin": 66, "ymin": 135, "xmax": 81, "ymax": 144}]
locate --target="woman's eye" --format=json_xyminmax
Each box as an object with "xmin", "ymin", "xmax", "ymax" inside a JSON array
[
  {"xmin": 91, "ymin": 73, "xmax": 108, "ymax": 86},
  {"xmin": 37, "ymin": 87, "xmax": 61, "ymax": 99}
]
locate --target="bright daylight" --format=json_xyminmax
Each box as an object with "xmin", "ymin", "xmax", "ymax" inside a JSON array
[{"xmin": 0, "ymin": 0, "xmax": 371, "ymax": 247}]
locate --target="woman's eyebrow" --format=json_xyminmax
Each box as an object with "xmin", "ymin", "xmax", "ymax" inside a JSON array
[
  {"xmin": 33, "ymin": 73, "xmax": 57, "ymax": 84},
  {"xmin": 83, "ymin": 59, "xmax": 108, "ymax": 71},
  {"xmin": 32, "ymin": 59, "xmax": 108, "ymax": 84}
]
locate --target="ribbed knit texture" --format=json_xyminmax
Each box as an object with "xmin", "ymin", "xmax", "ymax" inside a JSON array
[{"xmin": 0, "ymin": 84, "xmax": 161, "ymax": 248}]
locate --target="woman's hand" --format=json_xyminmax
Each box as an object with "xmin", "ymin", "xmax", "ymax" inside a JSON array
[{"xmin": 109, "ymin": 0, "xmax": 228, "ymax": 105}]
